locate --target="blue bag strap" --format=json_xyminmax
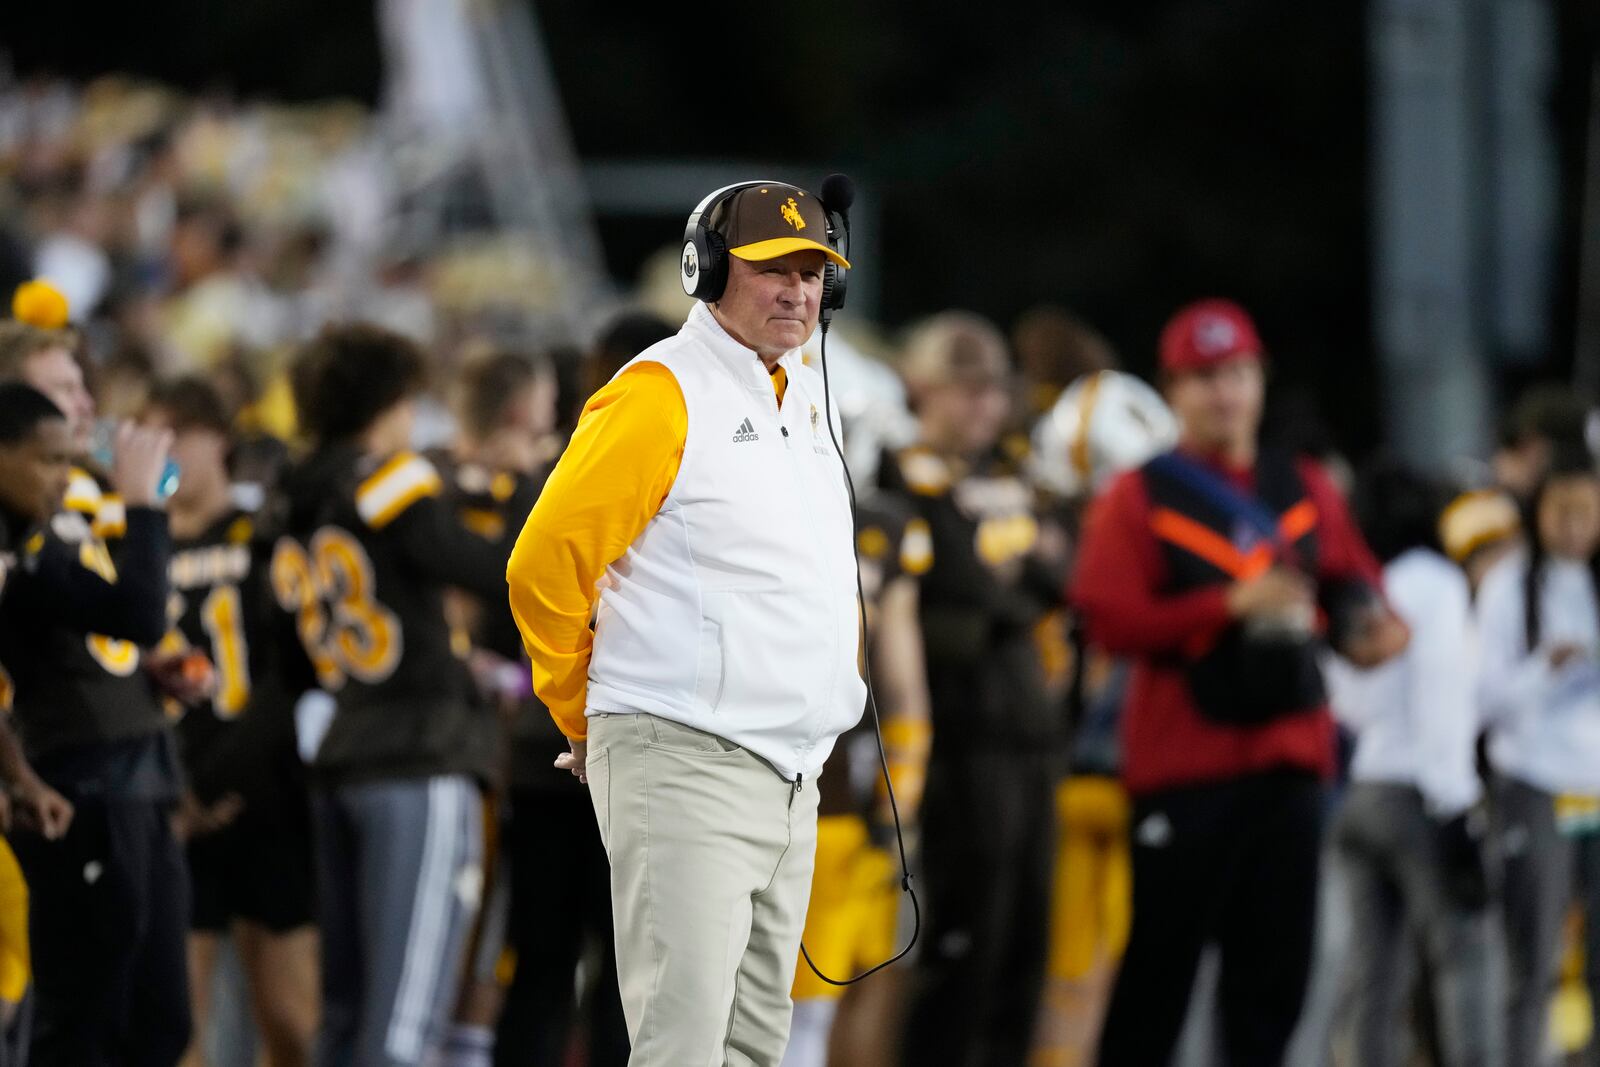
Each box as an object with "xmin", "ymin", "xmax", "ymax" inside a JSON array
[{"xmin": 1145, "ymin": 451, "xmax": 1284, "ymax": 542}]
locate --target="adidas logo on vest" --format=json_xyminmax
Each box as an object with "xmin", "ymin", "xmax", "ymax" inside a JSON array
[{"xmin": 732, "ymin": 418, "xmax": 760, "ymax": 443}]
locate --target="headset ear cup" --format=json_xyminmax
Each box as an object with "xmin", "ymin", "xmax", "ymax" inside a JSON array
[
  {"xmin": 680, "ymin": 237, "xmax": 702, "ymax": 299},
  {"xmin": 702, "ymin": 230, "xmax": 729, "ymax": 303},
  {"xmin": 824, "ymin": 263, "xmax": 849, "ymax": 311},
  {"xmin": 680, "ymin": 223, "xmax": 726, "ymax": 302}
]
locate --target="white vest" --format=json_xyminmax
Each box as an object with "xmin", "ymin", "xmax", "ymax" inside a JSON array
[{"xmin": 585, "ymin": 303, "xmax": 866, "ymax": 780}]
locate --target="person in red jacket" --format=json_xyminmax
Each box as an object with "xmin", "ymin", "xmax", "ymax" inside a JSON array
[{"xmin": 1072, "ymin": 299, "xmax": 1407, "ymax": 1067}]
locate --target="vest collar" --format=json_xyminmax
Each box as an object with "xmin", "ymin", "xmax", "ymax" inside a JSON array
[{"xmin": 683, "ymin": 302, "xmax": 799, "ymax": 395}]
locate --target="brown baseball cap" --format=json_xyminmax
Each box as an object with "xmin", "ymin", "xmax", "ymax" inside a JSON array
[{"xmin": 713, "ymin": 184, "xmax": 851, "ymax": 269}]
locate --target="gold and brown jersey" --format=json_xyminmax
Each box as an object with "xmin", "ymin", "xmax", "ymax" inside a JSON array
[
  {"xmin": 882, "ymin": 444, "xmax": 1067, "ymax": 751},
  {"xmin": 274, "ymin": 445, "xmax": 509, "ymax": 786}
]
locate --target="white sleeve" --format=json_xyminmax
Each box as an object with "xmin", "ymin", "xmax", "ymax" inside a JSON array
[
  {"xmin": 1476, "ymin": 557, "xmax": 1553, "ymax": 729},
  {"xmin": 1410, "ymin": 566, "xmax": 1483, "ymax": 817},
  {"xmin": 1323, "ymin": 651, "xmax": 1375, "ymax": 730}
]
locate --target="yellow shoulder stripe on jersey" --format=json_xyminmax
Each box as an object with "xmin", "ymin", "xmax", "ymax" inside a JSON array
[
  {"xmin": 356, "ymin": 452, "xmax": 443, "ymax": 530},
  {"xmin": 490, "ymin": 471, "xmax": 517, "ymax": 503},
  {"xmin": 900, "ymin": 517, "xmax": 934, "ymax": 576},
  {"xmin": 92, "ymin": 495, "xmax": 126, "ymax": 540},
  {"xmin": 63, "ymin": 467, "xmax": 102, "ymax": 515},
  {"xmin": 461, "ymin": 507, "xmax": 506, "ymax": 542},
  {"xmin": 898, "ymin": 449, "xmax": 953, "ymax": 497},
  {"xmin": 857, "ymin": 525, "xmax": 891, "ymax": 560}
]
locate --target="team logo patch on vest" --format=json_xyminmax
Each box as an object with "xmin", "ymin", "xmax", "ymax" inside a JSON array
[{"xmin": 732, "ymin": 418, "xmax": 760, "ymax": 443}]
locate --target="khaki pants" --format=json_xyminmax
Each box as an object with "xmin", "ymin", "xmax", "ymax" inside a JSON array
[{"xmin": 586, "ymin": 712, "xmax": 819, "ymax": 1067}]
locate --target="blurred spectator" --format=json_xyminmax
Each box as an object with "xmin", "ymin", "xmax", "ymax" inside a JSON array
[
  {"xmin": 783, "ymin": 347, "xmax": 932, "ymax": 1067},
  {"xmin": 159, "ymin": 193, "xmax": 283, "ymax": 372},
  {"xmin": 282, "ymin": 325, "xmax": 509, "ymax": 1066},
  {"xmin": 886, "ymin": 311, "xmax": 1063, "ymax": 1067},
  {"xmin": 1072, "ymin": 299, "xmax": 1399, "ymax": 1067},
  {"xmin": 207, "ymin": 352, "xmax": 293, "ymax": 499},
  {"xmin": 1493, "ymin": 385, "xmax": 1591, "ymax": 505},
  {"xmin": 0, "ymin": 321, "xmax": 95, "ymax": 459},
  {"xmin": 1477, "ymin": 454, "xmax": 1600, "ymax": 1067},
  {"xmin": 31, "ymin": 167, "xmax": 113, "ymax": 318},
  {"xmin": 1010, "ymin": 304, "xmax": 1116, "ymax": 424},
  {"xmin": 434, "ymin": 342, "xmax": 627, "ymax": 1067},
  {"xmin": 1439, "ymin": 488, "xmax": 1523, "ymax": 596},
  {"xmin": 428, "ymin": 347, "xmax": 557, "ymax": 1067},
  {"xmin": 140, "ymin": 377, "xmax": 318, "ymax": 1067},
  {"xmin": 1027, "ymin": 367, "xmax": 1177, "ymax": 1067},
  {"xmin": 93, "ymin": 342, "xmax": 156, "ymax": 422},
  {"xmin": 1327, "ymin": 459, "xmax": 1499, "ymax": 1066},
  {"xmin": 0, "ymin": 408, "xmax": 186, "ymax": 1066},
  {"xmin": 574, "ymin": 310, "xmax": 674, "ymax": 427}
]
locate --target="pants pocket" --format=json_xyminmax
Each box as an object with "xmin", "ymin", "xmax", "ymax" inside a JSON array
[
  {"xmin": 639, "ymin": 714, "xmax": 742, "ymax": 757},
  {"xmin": 586, "ymin": 749, "xmax": 611, "ymax": 856}
]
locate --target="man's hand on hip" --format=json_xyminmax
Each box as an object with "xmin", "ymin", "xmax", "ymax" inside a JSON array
[{"xmin": 555, "ymin": 739, "xmax": 588, "ymax": 784}]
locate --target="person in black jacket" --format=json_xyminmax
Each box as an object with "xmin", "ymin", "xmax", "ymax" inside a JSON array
[
  {"xmin": 279, "ymin": 324, "xmax": 511, "ymax": 1067},
  {"xmin": 887, "ymin": 312, "xmax": 1066, "ymax": 1067},
  {"xmin": 140, "ymin": 377, "xmax": 317, "ymax": 1067},
  {"xmin": 0, "ymin": 380, "xmax": 191, "ymax": 1066},
  {"xmin": 484, "ymin": 328, "xmax": 646, "ymax": 1067},
  {"xmin": 0, "ymin": 382, "xmax": 78, "ymax": 837}
]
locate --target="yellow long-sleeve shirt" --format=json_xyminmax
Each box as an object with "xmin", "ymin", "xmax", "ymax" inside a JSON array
[{"xmin": 507, "ymin": 358, "xmax": 787, "ymax": 741}]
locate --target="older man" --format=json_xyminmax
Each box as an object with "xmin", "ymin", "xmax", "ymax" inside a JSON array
[{"xmin": 507, "ymin": 180, "xmax": 861, "ymax": 1066}]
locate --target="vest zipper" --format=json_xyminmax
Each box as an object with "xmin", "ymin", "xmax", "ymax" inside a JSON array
[
  {"xmin": 768, "ymin": 375, "xmax": 792, "ymax": 449},
  {"xmin": 772, "ymin": 368, "xmax": 842, "ymax": 764},
  {"xmin": 790, "ymin": 773, "xmax": 802, "ymax": 808}
]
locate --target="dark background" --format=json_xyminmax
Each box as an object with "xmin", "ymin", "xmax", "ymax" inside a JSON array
[{"xmin": 4, "ymin": 0, "xmax": 1596, "ymax": 454}]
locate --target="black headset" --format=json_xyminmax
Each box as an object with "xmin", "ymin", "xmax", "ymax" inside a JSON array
[{"xmin": 679, "ymin": 180, "xmax": 849, "ymax": 312}]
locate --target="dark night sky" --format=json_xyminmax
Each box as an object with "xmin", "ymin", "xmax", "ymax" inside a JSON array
[{"xmin": 3, "ymin": 0, "xmax": 1595, "ymax": 455}]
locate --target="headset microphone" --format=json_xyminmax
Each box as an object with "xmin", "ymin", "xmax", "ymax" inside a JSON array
[
  {"xmin": 819, "ymin": 172, "xmax": 857, "ymax": 214},
  {"xmin": 818, "ymin": 173, "xmax": 854, "ymax": 328}
]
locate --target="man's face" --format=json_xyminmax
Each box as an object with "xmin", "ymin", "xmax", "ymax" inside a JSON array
[
  {"xmin": 22, "ymin": 348, "xmax": 95, "ymax": 457},
  {"xmin": 142, "ymin": 410, "xmax": 229, "ymax": 510},
  {"xmin": 0, "ymin": 418, "xmax": 73, "ymax": 524},
  {"xmin": 1492, "ymin": 438, "xmax": 1549, "ymax": 503},
  {"xmin": 1538, "ymin": 474, "xmax": 1600, "ymax": 561},
  {"xmin": 507, "ymin": 377, "xmax": 558, "ymax": 440},
  {"xmin": 921, "ymin": 378, "xmax": 1012, "ymax": 456},
  {"xmin": 1166, "ymin": 358, "xmax": 1264, "ymax": 454},
  {"xmin": 714, "ymin": 251, "xmax": 826, "ymax": 358}
]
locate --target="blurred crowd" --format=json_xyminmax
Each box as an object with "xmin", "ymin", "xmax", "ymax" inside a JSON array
[
  {"xmin": 0, "ymin": 73, "xmax": 1598, "ymax": 1067},
  {"xmin": 0, "ymin": 75, "xmax": 576, "ymax": 443}
]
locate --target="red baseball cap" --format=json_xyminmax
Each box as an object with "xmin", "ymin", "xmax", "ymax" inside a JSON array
[{"xmin": 1159, "ymin": 299, "xmax": 1265, "ymax": 373}]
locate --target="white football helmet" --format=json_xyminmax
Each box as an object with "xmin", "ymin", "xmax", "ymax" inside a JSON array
[{"xmin": 1030, "ymin": 370, "xmax": 1178, "ymax": 498}]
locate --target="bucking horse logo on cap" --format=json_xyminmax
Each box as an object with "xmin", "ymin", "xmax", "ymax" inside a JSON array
[{"xmin": 780, "ymin": 197, "xmax": 806, "ymax": 231}]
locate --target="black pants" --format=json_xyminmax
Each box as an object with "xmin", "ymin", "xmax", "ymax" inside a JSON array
[
  {"xmin": 1096, "ymin": 770, "xmax": 1324, "ymax": 1067},
  {"xmin": 902, "ymin": 751, "xmax": 1056, "ymax": 1067},
  {"xmin": 11, "ymin": 797, "xmax": 191, "ymax": 1067},
  {"xmin": 494, "ymin": 785, "xmax": 628, "ymax": 1067}
]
